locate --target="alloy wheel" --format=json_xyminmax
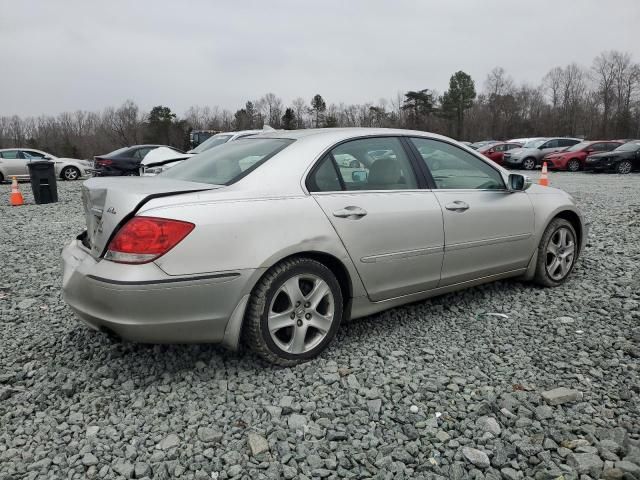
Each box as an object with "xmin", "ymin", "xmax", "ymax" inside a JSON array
[
  {"xmin": 63, "ymin": 167, "xmax": 79, "ymax": 180},
  {"xmin": 617, "ymin": 161, "xmax": 632, "ymax": 174},
  {"xmin": 268, "ymin": 274, "xmax": 335, "ymax": 354},
  {"xmin": 523, "ymin": 158, "xmax": 535, "ymax": 170},
  {"xmin": 567, "ymin": 160, "xmax": 580, "ymax": 172},
  {"xmin": 545, "ymin": 227, "xmax": 576, "ymax": 281}
]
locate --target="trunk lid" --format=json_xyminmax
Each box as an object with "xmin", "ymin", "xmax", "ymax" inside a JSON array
[{"xmin": 81, "ymin": 177, "xmax": 217, "ymax": 257}]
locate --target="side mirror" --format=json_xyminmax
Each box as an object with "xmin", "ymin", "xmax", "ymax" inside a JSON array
[
  {"xmin": 508, "ymin": 173, "xmax": 531, "ymax": 192},
  {"xmin": 43, "ymin": 155, "xmax": 53, "ymax": 160},
  {"xmin": 352, "ymin": 170, "xmax": 368, "ymax": 183}
]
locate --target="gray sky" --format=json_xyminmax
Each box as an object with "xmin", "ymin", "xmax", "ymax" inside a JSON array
[{"xmin": 1, "ymin": 0, "xmax": 639, "ymax": 117}]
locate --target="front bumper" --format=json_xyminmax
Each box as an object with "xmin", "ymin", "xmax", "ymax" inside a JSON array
[
  {"xmin": 502, "ymin": 156, "xmax": 523, "ymax": 168},
  {"xmin": 61, "ymin": 239, "xmax": 256, "ymax": 343}
]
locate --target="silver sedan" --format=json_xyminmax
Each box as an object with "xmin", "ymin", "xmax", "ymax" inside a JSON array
[{"xmin": 62, "ymin": 128, "xmax": 588, "ymax": 365}]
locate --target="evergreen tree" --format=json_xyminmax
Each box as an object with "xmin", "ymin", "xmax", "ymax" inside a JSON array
[
  {"xmin": 310, "ymin": 94, "xmax": 327, "ymax": 128},
  {"xmin": 441, "ymin": 71, "xmax": 477, "ymax": 138}
]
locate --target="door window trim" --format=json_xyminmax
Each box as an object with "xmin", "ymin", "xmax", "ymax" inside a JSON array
[
  {"xmin": 404, "ymin": 136, "xmax": 508, "ymax": 191},
  {"xmin": 304, "ymin": 134, "xmax": 429, "ymax": 194}
]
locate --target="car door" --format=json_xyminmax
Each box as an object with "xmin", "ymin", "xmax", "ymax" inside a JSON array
[
  {"xmin": 408, "ymin": 137, "xmax": 535, "ymax": 286},
  {"xmin": 307, "ymin": 136, "xmax": 444, "ymax": 301},
  {"xmin": 0, "ymin": 150, "xmax": 30, "ymax": 177}
]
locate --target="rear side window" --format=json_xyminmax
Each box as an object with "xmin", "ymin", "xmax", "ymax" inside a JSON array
[
  {"xmin": 161, "ymin": 138, "xmax": 292, "ymax": 185},
  {"xmin": 133, "ymin": 147, "xmax": 153, "ymax": 159},
  {"xmin": 410, "ymin": 138, "xmax": 505, "ymax": 190},
  {"xmin": 308, "ymin": 137, "xmax": 418, "ymax": 192},
  {"xmin": 1, "ymin": 150, "xmax": 20, "ymax": 159}
]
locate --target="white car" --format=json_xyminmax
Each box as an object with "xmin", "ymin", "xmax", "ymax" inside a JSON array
[
  {"xmin": 140, "ymin": 128, "xmax": 276, "ymax": 176},
  {"xmin": 0, "ymin": 148, "xmax": 92, "ymax": 182}
]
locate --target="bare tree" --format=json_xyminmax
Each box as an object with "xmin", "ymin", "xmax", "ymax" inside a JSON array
[{"xmin": 591, "ymin": 51, "xmax": 618, "ymax": 137}]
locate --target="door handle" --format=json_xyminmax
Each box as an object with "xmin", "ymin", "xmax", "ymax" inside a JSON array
[
  {"xmin": 333, "ymin": 206, "xmax": 368, "ymax": 219},
  {"xmin": 445, "ymin": 201, "xmax": 470, "ymax": 212}
]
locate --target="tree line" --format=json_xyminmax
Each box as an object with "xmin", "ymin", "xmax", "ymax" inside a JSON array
[{"xmin": 1, "ymin": 50, "xmax": 639, "ymax": 159}]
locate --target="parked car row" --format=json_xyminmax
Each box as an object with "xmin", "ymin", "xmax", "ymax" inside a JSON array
[{"xmin": 468, "ymin": 137, "xmax": 640, "ymax": 174}]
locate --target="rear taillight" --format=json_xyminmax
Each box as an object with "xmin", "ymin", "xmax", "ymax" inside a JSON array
[
  {"xmin": 105, "ymin": 217, "xmax": 195, "ymax": 264},
  {"xmin": 96, "ymin": 159, "xmax": 113, "ymax": 166}
]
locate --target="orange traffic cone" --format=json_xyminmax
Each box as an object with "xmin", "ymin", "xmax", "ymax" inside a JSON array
[
  {"xmin": 539, "ymin": 162, "xmax": 549, "ymax": 187},
  {"xmin": 10, "ymin": 176, "xmax": 24, "ymax": 206}
]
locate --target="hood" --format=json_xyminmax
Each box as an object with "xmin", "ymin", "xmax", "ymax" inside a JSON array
[
  {"xmin": 81, "ymin": 177, "xmax": 217, "ymax": 258},
  {"xmin": 140, "ymin": 147, "xmax": 193, "ymax": 167}
]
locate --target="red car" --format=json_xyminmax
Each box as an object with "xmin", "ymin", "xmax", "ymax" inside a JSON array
[
  {"xmin": 478, "ymin": 142, "xmax": 522, "ymax": 165},
  {"xmin": 543, "ymin": 140, "xmax": 623, "ymax": 171}
]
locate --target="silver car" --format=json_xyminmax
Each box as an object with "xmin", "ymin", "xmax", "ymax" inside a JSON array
[
  {"xmin": 502, "ymin": 137, "xmax": 581, "ymax": 170},
  {"xmin": 62, "ymin": 128, "xmax": 588, "ymax": 365},
  {"xmin": 0, "ymin": 148, "xmax": 92, "ymax": 182}
]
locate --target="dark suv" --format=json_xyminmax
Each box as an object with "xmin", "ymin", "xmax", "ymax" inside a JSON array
[{"xmin": 93, "ymin": 145, "xmax": 184, "ymax": 176}]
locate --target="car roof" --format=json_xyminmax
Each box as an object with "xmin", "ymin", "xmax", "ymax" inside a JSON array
[{"xmin": 253, "ymin": 127, "xmax": 460, "ymax": 144}]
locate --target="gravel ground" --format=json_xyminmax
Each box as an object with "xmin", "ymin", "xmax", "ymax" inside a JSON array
[{"xmin": 1, "ymin": 173, "xmax": 639, "ymax": 480}]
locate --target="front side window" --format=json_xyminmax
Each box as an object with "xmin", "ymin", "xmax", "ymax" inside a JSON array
[
  {"xmin": 22, "ymin": 150, "xmax": 47, "ymax": 158},
  {"xmin": 309, "ymin": 137, "xmax": 418, "ymax": 192},
  {"xmin": 542, "ymin": 139, "xmax": 560, "ymax": 149},
  {"xmin": 162, "ymin": 138, "xmax": 292, "ymax": 185},
  {"xmin": 410, "ymin": 138, "xmax": 505, "ymax": 190}
]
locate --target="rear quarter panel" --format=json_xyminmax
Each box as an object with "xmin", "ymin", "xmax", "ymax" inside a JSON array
[{"xmin": 141, "ymin": 195, "xmax": 367, "ymax": 296}]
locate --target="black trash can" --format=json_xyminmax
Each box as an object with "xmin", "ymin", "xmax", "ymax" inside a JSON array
[{"xmin": 27, "ymin": 161, "xmax": 58, "ymax": 204}]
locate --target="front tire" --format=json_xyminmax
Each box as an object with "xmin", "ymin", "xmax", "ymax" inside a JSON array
[
  {"xmin": 243, "ymin": 258, "xmax": 343, "ymax": 366},
  {"xmin": 616, "ymin": 160, "xmax": 632, "ymax": 174},
  {"xmin": 61, "ymin": 166, "xmax": 80, "ymax": 181},
  {"xmin": 522, "ymin": 157, "xmax": 536, "ymax": 170},
  {"xmin": 567, "ymin": 159, "xmax": 581, "ymax": 172},
  {"xmin": 534, "ymin": 218, "xmax": 578, "ymax": 287}
]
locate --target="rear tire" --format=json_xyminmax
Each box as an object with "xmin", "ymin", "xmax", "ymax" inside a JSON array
[
  {"xmin": 522, "ymin": 157, "xmax": 536, "ymax": 170},
  {"xmin": 534, "ymin": 218, "xmax": 578, "ymax": 287},
  {"xmin": 567, "ymin": 159, "xmax": 581, "ymax": 172},
  {"xmin": 243, "ymin": 257, "xmax": 343, "ymax": 366},
  {"xmin": 616, "ymin": 160, "xmax": 632, "ymax": 174},
  {"xmin": 0, "ymin": 172, "xmax": 4, "ymax": 183}
]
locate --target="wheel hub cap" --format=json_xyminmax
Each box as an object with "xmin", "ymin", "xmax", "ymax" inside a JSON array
[
  {"xmin": 268, "ymin": 274, "xmax": 335, "ymax": 354},
  {"xmin": 545, "ymin": 227, "xmax": 576, "ymax": 281}
]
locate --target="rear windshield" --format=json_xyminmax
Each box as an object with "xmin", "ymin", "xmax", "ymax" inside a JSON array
[
  {"xmin": 614, "ymin": 142, "xmax": 640, "ymax": 152},
  {"xmin": 104, "ymin": 147, "xmax": 130, "ymax": 156},
  {"xmin": 566, "ymin": 141, "xmax": 590, "ymax": 152},
  {"xmin": 523, "ymin": 139, "xmax": 545, "ymax": 148},
  {"xmin": 161, "ymin": 138, "xmax": 292, "ymax": 185}
]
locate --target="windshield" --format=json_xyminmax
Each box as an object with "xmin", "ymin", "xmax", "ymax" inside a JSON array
[
  {"xmin": 614, "ymin": 142, "xmax": 640, "ymax": 152},
  {"xmin": 189, "ymin": 134, "xmax": 233, "ymax": 154},
  {"xmin": 161, "ymin": 138, "xmax": 293, "ymax": 185},
  {"xmin": 566, "ymin": 142, "xmax": 590, "ymax": 152},
  {"xmin": 523, "ymin": 139, "xmax": 545, "ymax": 149},
  {"xmin": 105, "ymin": 147, "xmax": 130, "ymax": 157}
]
